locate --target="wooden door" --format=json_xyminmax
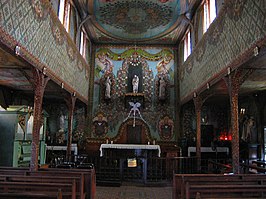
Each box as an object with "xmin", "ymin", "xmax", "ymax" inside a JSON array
[{"xmin": 127, "ymin": 125, "xmax": 142, "ymax": 144}]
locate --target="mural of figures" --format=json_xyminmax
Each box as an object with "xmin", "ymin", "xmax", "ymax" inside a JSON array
[
  {"xmin": 94, "ymin": 47, "xmax": 175, "ymax": 141},
  {"xmin": 156, "ymin": 54, "xmax": 174, "ymax": 74},
  {"xmin": 158, "ymin": 116, "xmax": 174, "ymax": 140},
  {"xmin": 92, "ymin": 113, "xmax": 108, "ymax": 137},
  {"xmin": 95, "ymin": 52, "xmax": 114, "ymax": 77}
]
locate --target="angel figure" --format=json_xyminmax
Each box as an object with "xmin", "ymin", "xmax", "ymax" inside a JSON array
[{"xmin": 124, "ymin": 102, "xmax": 144, "ymax": 127}]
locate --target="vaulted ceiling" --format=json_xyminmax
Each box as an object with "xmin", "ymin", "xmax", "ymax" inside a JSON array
[{"xmin": 73, "ymin": 0, "xmax": 201, "ymax": 45}]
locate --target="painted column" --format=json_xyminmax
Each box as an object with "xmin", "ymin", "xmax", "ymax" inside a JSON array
[
  {"xmin": 193, "ymin": 95, "xmax": 203, "ymax": 171},
  {"xmin": 87, "ymin": 46, "xmax": 95, "ymax": 137},
  {"xmin": 65, "ymin": 94, "xmax": 76, "ymax": 161},
  {"xmin": 224, "ymin": 69, "xmax": 253, "ymax": 174},
  {"xmin": 30, "ymin": 68, "xmax": 50, "ymax": 171},
  {"xmin": 174, "ymin": 49, "xmax": 181, "ymax": 141}
]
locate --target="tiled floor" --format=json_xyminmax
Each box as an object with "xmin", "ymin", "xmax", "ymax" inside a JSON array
[{"xmin": 96, "ymin": 184, "xmax": 172, "ymax": 199}]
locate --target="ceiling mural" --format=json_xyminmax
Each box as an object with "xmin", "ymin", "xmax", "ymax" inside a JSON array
[
  {"xmin": 74, "ymin": 0, "xmax": 199, "ymax": 44},
  {"xmin": 93, "ymin": 0, "xmax": 181, "ymax": 40}
]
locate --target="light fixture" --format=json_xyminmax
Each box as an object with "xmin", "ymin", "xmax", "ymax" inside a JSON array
[
  {"xmin": 240, "ymin": 108, "xmax": 245, "ymax": 115},
  {"xmin": 227, "ymin": 67, "xmax": 231, "ymax": 75},
  {"xmin": 73, "ymin": 92, "xmax": 76, "ymax": 97},
  {"xmin": 253, "ymin": 46, "xmax": 259, "ymax": 56},
  {"xmin": 61, "ymin": 82, "xmax": 64, "ymax": 89},
  {"xmin": 42, "ymin": 67, "xmax": 47, "ymax": 75},
  {"xmin": 15, "ymin": 45, "xmax": 20, "ymax": 56},
  {"xmin": 193, "ymin": 92, "xmax": 197, "ymax": 98},
  {"xmin": 207, "ymin": 83, "xmax": 210, "ymax": 89},
  {"xmin": 129, "ymin": 46, "xmax": 141, "ymax": 66}
]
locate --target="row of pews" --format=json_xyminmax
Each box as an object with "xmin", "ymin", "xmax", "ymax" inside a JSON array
[
  {"xmin": 0, "ymin": 166, "xmax": 96, "ymax": 199},
  {"xmin": 173, "ymin": 173, "xmax": 266, "ymax": 199}
]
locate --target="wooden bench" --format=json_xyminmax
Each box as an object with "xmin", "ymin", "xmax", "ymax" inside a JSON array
[
  {"xmin": 173, "ymin": 174, "xmax": 266, "ymax": 199},
  {"xmin": 0, "ymin": 174, "xmax": 80, "ymax": 198},
  {"xmin": 0, "ymin": 167, "xmax": 96, "ymax": 199},
  {"xmin": 0, "ymin": 180, "xmax": 75, "ymax": 199}
]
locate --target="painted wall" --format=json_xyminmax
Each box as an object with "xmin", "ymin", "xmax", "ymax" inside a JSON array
[
  {"xmin": 92, "ymin": 47, "xmax": 176, "ymax": 141},
  {"xmin": 179, "ymin": 0, "xmax": 266, "ymax": 102},
  {"xmin": 0, "ymin": 0, "xmax": 89, "ymax": 101}
]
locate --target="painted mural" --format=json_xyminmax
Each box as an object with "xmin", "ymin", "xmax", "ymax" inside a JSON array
[
  {"xmin": 93, "ymin": 47, "xmax": 175, "ymax": 141},
  {"xmin": 93, "ymin": 0, "xmax": 181, "ymax": 40}
]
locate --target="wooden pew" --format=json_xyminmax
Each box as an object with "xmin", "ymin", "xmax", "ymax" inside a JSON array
[
  {"xmin": 0, "ymin": 167, "xmax": 96, "ymax": 199},
  {"xmin": 173, "ymin": 173, "xmax": 266, "ymax": 199},
  {"xmin": 0, "ymin": 180, "xmax": 75, "ymax": 199},
  {"xmin": 0, "ymin": 171, "xmax": 81, "ymax": 199}
]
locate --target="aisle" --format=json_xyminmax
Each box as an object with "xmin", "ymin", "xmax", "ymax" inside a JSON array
[{"xmin": 95, "ymin": 184, "xmax": 172, "ymax": 199}]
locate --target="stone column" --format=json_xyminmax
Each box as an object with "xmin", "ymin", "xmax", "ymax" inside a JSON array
[
  {"xmin": 224, "ymin": 69, "xmax": 253, "ymax": 174},
  {"xmin": 30, "ymin": 68, "xmax": 50, "ymax": 171},
  {"xmin": 65, "ymin": 94, "xmax": 76, "ymax": 161}
]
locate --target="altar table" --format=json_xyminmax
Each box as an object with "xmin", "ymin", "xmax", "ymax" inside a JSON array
[
  {"xmin": 188, "ymin": 147, "xmax": 229, "ymax": 157},
  {"xmin": 99, "ymin": 144, "xmax": 161, "ymax": 157}
]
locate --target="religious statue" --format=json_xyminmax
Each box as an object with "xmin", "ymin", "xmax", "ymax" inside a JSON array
[
  {"xmin": 241, "ymin": 116, "xmax": 256, "ymax": 142},
  {"xmin": 105, "ymin": 76, "xmax": 111, "ymax": 99},
  {"xmin": 159, "ymin": 77, "xmax": 166, "ymax": 100},
  {"xmin": 132, "ymin": 75, "xmax": 139, "ymax": 93}
]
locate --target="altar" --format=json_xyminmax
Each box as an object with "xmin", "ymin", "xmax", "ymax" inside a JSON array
[
  {"xmin": 99, "ymin": 144, "xmax": 161, "ymax": 157},
  {"xmin": 99, "ymin": 144, "xmax": 161, "ymax": 183},
  {"xmin": 188, "ymin": 147, "xmax": 229, "ymax": 157}
]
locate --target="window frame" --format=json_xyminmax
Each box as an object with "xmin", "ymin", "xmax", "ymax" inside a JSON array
[
  {"xmin": 79, "ymin": 28, "xmax": 87, "ymax": 59},
  {"xmin": 203, "ymin": 0, "xmax": 217, "ymax": 33},
  {"xmin": 183, "ymin": 29, "xmax": 191, "ymax": 62}
]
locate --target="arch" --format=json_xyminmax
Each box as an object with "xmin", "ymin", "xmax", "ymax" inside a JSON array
[{"xmin": 113, "ymin": 118, "xmax": 152, "ymax": 144}]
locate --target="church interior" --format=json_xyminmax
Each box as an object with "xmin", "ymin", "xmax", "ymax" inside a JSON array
[{"xmin": 0, "ymin": 0, "xmax": 266, "ymax": 198}]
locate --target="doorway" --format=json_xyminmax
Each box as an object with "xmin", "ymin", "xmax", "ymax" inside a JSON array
[{"xmin": 127, "ymin": 125, "xmax": 142, "ymax": 144}]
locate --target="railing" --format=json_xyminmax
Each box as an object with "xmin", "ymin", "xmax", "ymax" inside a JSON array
[
  {"xmin": 83, "ymin": 156, "xmax": 198, "ymax": 184},
  {"xmin": 48, "ymin": 153, "xmax": 234, "ymax": 183}
]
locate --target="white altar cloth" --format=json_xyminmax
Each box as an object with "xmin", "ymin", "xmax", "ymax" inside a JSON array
[
  {"xmin": 188, "ymin": 147, "xmax": 229, "ymax": 157},
  {"xmin": 99, "ymin": 144, "xmax": 161, "ymax": 157}
]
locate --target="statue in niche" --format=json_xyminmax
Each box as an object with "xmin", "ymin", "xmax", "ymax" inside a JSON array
[
  {"xmin": 105, "ymin": 76, "xmax": 111, "ymax": 99},
  {"xmin": 132, "ymin": 75, "xmax": 139, "ymax": 93},
  {"xmin": 158, "ymin": 77, "xmax": 166, "ymax": 100},
  {"xmin": 159, "ymin": 116, "xmax": 174, "ymax": 140},
  {"xmin": 92, "ymin": 113, "xmax": 108, "ymax": 137},
  {"xmin": 241, "ymin": 116, "xmax": 256, "ymax": 142}
]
